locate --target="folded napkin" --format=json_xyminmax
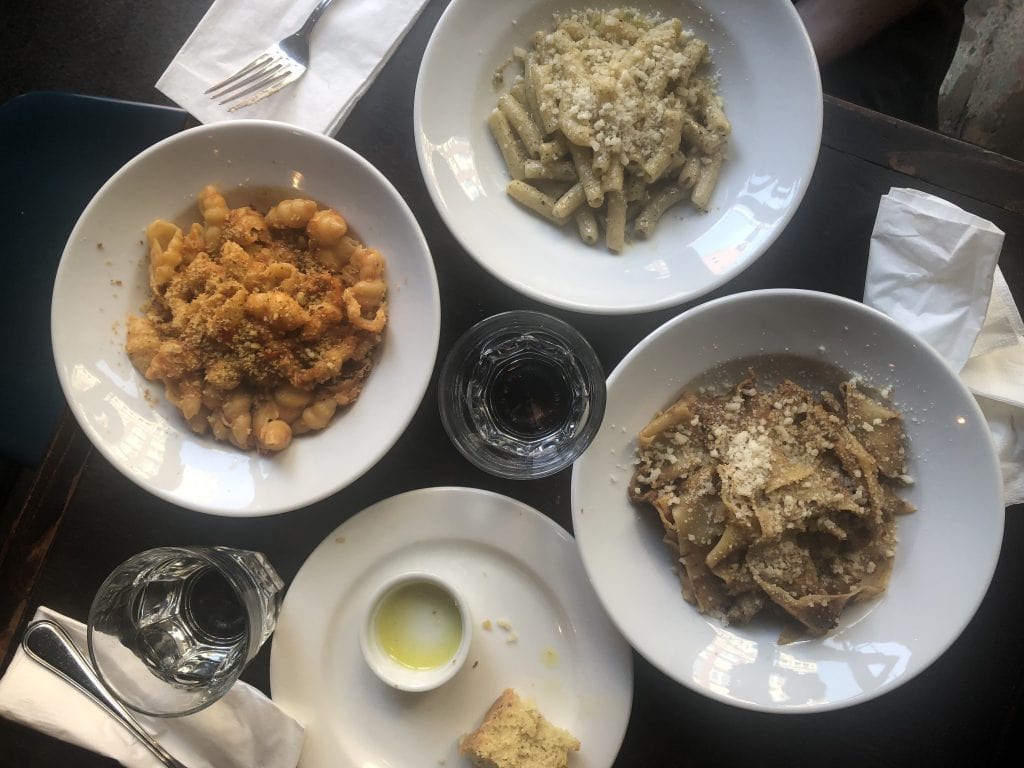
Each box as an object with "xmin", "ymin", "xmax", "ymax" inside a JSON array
[
  {"xmin": 156, "ymin": 0, "xmax": 429, "ymax": 134},
  {"xmin": 864, "ymin": 187, "xmax": 1024, "ymax": 505},
  {"xmin": 0, "ymin": 607, "xmax": 304, "ymax": 768}
]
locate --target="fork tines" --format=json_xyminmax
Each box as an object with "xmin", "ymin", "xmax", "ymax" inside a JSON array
[{"xmin": 205, "ymin": 46, "xmax": 300, "ymax": 106}]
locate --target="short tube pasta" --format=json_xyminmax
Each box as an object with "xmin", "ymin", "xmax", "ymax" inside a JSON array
[
  {"xmin": 604, "ymin": 191, "xmax": 627, "ymax": 253},
  {"xmin": 524, "ymin": 159, "xmax": 578, "ymax": 182},
  {"xmin": 497, "ymin": 93, "xmax": 543, "ymax": 158},
  {"xmin": 488, "ymin": 109, "xmax": 527, "ymax": 181},
  {"xmin": 488, "ymin": 7, "xmax": 730, "ymax": 252},
  {"xmin": 575, "ymin": 208, "xmax": 599, "ymax": 246},
  {"xmin": 691, "ymin": 153, "xmax": 724, "ymax": 212},
  {"xmin": 552, "ymin": 183, "xmax": 586, "ymax": 220},
  {"xmin": 507, "ymin": 180, "xmax": 568, "ymax": 224},
  {"xmin": 635, "ymin": 184, "xmax": 687, "ymax": 239}
]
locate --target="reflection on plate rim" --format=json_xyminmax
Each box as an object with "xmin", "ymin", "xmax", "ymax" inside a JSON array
[{"xmin": 571, "ymin": 288, "xmax": 1005, "ymax": 712}]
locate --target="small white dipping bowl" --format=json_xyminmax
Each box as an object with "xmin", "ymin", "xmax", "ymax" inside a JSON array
[{"xmin": 360, "ymin": 571, "xmax": 471, "ymax": 692}]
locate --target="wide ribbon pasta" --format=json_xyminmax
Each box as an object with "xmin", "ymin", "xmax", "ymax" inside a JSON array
[{"xmin": 630, "ymin": 373, "xmax": 914, "ymax": 641}]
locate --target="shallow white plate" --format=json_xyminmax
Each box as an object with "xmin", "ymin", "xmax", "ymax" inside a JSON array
[
  {"xmin": 414, "ymin": 0, "xmax": 821, "ymax": 314},
  {"xmin": 51, "ymin": 120, "xmax": 440, "ymax": 516},
  {"xmin": 572, "ymin": 289, "xmax": 1005, "ymax": 711},
  {"xmin": 270, "ymin": 487, "xmax": 633, "ymax": 767}
]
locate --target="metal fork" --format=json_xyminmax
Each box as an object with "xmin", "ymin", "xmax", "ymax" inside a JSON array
[{"xmin": 205, "ymin": 0, "xmax": 337, "ymax": 109}]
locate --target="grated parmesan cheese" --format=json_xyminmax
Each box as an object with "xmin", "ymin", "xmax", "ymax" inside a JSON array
[{"xmin": 724, "ymin": 430, "xmax": 773, "ymax": 497}]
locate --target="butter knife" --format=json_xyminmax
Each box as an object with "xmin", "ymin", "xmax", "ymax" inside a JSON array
[{"xmin": 22, "ymin": 619, "xmax": 190, "ymax": 768}]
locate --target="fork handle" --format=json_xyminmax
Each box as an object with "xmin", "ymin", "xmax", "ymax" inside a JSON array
[{"xmin": 296, "ymin": 0, "xmax": 337, "ymax": 38}]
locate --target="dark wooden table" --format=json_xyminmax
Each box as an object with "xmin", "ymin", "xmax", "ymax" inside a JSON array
[{"xmin": 2, "ymin": 1, "xmax": 1023, "ymax": 766}]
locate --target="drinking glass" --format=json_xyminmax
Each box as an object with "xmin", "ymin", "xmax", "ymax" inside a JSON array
[
  {"xmin": 87, "ymin": 546, "xmax": 284, "ymax": 717},
  {"xmin": 438, "ymin": 310, "xmax": 606, "ymax": 479}
]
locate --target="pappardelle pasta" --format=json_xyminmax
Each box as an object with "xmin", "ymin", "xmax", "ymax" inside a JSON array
[
  {"xmin": 126, "ymin": 185, "xmax": 387, "ymax": 454},
  {"xmin": 489, "ymin": 7, "xmax": 730, "ymax": 252},
  {"xmin": 629, "ymin": 369, "xmax": 914, "ymax": 642}
]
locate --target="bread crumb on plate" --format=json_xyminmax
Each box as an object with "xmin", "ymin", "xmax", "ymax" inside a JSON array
[{"xmin": 459, "ymin": 688, "xmax": 579, "ymax": 768}]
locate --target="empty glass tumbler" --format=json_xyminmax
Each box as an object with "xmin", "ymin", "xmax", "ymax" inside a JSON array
[
  {"xmin": 87, "ymin": 546, "xmax": 284, "ymax": 717},
  {"xmin": 439, "ymin": 311, "xmax": 606, "ymax": 479}
]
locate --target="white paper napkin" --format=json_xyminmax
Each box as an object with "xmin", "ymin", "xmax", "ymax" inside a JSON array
[
  {"xmin": 156, "ymin": 0, "xmax": 429, "ymax": 134},
  {"xmin": 0, "ymin": 607, "xmax": 304, "ymax": 768},
  {"xmin": 864, "ymin": 187, "xmax": 1024, "ymax": 505}
]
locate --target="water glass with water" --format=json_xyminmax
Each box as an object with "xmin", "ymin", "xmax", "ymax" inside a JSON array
[
  {"xmin": 438, "ymin": 310, "xmax": 606, "ymax": 479},
  {"xmin": 87, "ymin": 546, "xmax": 283, "ymax": 717}
]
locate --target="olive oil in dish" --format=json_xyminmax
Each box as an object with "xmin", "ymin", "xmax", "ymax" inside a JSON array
[{"xmin": 374, "ymin": 580, "xmax": 463, "ymax": 670}]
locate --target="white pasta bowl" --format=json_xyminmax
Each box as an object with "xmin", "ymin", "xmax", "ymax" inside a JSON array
[
  {"xmin": 51, "ymin": 120, "xmax": 440, "ymax": 516},
  {"xmin": 571, "ymin": 289, "xmax": 1005, "ymax": 711},
  {"xmin": 415, "ymin": 0, "xmax": 821, "ymax": 314}
]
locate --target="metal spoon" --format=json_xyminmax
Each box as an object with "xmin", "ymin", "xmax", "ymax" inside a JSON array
[{"xmin": 22, "ymin": 619, "xmax": 190, "ymax": 768}]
